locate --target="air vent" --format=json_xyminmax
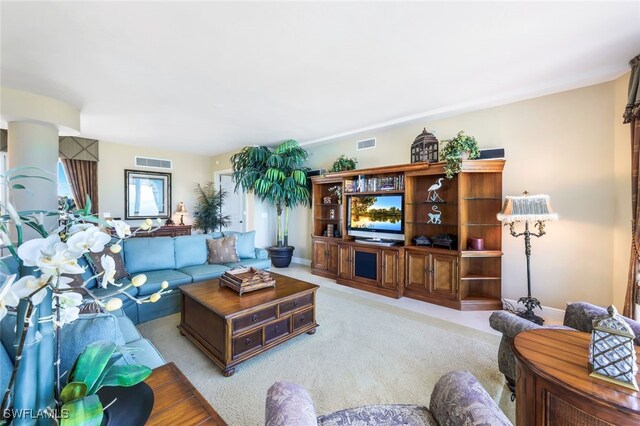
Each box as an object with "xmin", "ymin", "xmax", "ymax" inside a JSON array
[
  {"xmin": 135, "ymin": 156, "xmax": 173, "ymax": 170},
  {"xmin": 356, "ymin": 138, "xmax": 376, "ymax": 150}
]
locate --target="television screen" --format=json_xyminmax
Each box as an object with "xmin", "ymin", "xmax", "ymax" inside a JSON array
[{"xmin": 347, "ymin": 194, "xmax": 403, "ymax": 234}]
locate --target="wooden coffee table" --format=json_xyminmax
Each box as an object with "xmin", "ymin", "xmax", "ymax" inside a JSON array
[
  {"xmin": 513, "ymin": 328, "xmax": 640, "ymax": 425},
  {"xmin": 177, "ymin": 272, "xmax": 319, "ymax": 377}
]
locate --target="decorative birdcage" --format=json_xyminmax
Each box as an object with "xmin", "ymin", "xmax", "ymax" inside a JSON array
[
  {"xmin": 588, "ymin": 305, "xmax": 639, "ymax": 390},
  {"xmin": 410, "ymin": 128, "xmax": 439, "ymax": 163}
]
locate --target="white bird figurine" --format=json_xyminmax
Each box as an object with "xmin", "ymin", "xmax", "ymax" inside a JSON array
[{"xmin": 427, "ymin": 178, "xmax": 444, "ymax": 202}]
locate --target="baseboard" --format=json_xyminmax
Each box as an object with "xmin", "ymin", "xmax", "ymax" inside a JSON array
[
  {"xmin": 503, "ymin": 298, "xmax": 565, "ymax": 324},
  {"xmin": 291, "ymin": 256, "xmax": 311, "ymax": 266}
]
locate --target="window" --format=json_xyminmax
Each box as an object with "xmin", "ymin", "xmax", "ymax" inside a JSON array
[{"xmin": 58, "ymin": 159, "xmax": 75, "ymax": 211}]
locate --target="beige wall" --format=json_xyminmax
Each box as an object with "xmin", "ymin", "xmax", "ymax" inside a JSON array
[
  {"xmin": 211, "ymin": 79, "xmax": 630, "ymax": 310},
  {"xmin": 99, "ymin": 141, "xmax": 213, "ymax": 227},
  {"xmin": 613, "ymin": 72, "xmax": 632, "ymax": 309}
]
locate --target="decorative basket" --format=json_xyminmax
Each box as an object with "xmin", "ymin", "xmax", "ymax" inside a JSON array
[{"xmin": 219, "ymin": 267, "xmax": 276, "ymax": 295}]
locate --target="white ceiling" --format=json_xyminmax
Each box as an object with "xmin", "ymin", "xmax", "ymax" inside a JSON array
[{"xmin": 1, "ymin": 1, "xmax": 639, "ymax": 155}]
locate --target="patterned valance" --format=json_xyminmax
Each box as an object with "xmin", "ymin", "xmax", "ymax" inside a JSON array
[
  {"xmin": 624, "ymin": 54, "xmax": 640, "ymax": 124},
  {"xmin": 0, "ymin": 130, "xmax": 98, "ymax": 161},
  {"xmin": 59, "ymin": 136, "xmax": 99, "ymax": 161}
]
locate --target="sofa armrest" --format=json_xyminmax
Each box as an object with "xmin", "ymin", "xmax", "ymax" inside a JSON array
[
  {"xmin": 429, "ymin": 371, "xmax": 512, "ymax": 426},
  {"xmin": 489, "ymin": 310, "xmax": 542, "ymax": 338},
  {"xmin": 265, "ymin": 382, "xmax": 317, "ymax": 426},
  {"xmin": 256, "ymin": 248, "xmax": 269, "ymax": 260},
  {"xmin": 565, "ymin": 302, "xmax": 640, "ymax": 345}
]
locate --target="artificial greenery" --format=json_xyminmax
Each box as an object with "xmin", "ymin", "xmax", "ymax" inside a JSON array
[
  {"xmin": 192, "ymin": 181, "xmax": 231, "ymax": 233},
  {"xmin": 329, "ymin": 155, "xmax": 358, "ymax": 172},
  {"xmin": 230, "ymin": 140, "xmax": 310, "ymax": 247},
  {"xmin": 60, "ymin": 340, "xmax": 151, "ymax": 426},
  {"xmin": 440, "ymin": 131, "xmax": 480, "ymax": 179}
]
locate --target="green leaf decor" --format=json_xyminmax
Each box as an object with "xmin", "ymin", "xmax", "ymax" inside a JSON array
[{"xmin": 61, "ymin": 395, "xmax": 103, "ymax": 426}]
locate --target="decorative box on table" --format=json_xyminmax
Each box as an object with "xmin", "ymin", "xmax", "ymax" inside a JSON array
[{"xmin": 219, "ymin": 267, "xmax": 276, "ymax": 296}]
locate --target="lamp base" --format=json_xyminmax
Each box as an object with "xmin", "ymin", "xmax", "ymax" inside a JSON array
[{"xmin": 517, "ymin": 309, "xmax": 545, "ymax": 326}]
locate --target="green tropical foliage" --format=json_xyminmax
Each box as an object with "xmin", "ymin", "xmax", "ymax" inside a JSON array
[
  {"xmin": 329, "ymin": 155, "xmax": 358, "ymax": 172},
  {"xmin": 230, "ymin": 140, "xmax": 311, "ymax": 247},
  {"xmin": 60, "ymin": 341, "xmax": 151, "ymax": 426},
  {"xmin": 192, "ymin": 181, "xmax": 231, "ymax": 233},
  {"xmin": 440, "ymin": 131, "xmax": 480, "ymax": 179}
]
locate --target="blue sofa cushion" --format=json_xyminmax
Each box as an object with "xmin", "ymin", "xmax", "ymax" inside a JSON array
[
  {"xmin": 0, "ymin": 341, "xmax": 12, "ymax": 394},
  {"xmin": 59, "ymin": 313, "xmax": 126, "ymax": 375},
  {"xmin": 179, "ymin": 264, "xmax": 229, "ymax": 281},
  {"xmin": 119, "ymin": 339, "xmax": 165, "ymax": 370},
  {"xmin": 224, "ymin": 231, "xmax": 257, "ymax": 259},
  {"xmin": 135, "ymin": 269, "xmax": 192, "ymax": 296},
  {"xmin": 223, "ymin": 258, "xmax": 271, "ymax": 270},
  {"xmin": 174, "ymin": 234, "xmax": 213, "ymax": 269},
  {"xmin": 124, "ymin": 237, "xmax": 176, "ymax": 274}
]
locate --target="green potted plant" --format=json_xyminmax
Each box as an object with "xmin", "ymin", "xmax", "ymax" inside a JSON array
[
  {"xmin": 329, "ymin": 155, "xmax": 358, "ymax": 172},
  {"xmin": 440, "ymin": 131, "xmax": 481, "ymax": 178},
  {"xmin": 230, "ymin": 140, "xmax": 311, "ymax": 267},
  {"xmin": 192, "ymin": 181, "xmax": 231, "ymax": 233}
]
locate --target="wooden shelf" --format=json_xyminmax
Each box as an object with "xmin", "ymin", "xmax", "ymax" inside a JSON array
[
  {"xmin": 461, "ymin": 274, "xmax": 501, "ymax": 281},
  {"xmin": 463, "ymin": 197, "xmax": 502, "ymax": 200},
  {"xmin": 344, "ymin": 190, "xmax": 404, "ymax": 196},
  {"xmin": 461, "ymin": 250, "xmax": 503, "ymax": 257},
  {"xmin": 316, "ymin": 203, "xmax": 342, "ymax": 207}
]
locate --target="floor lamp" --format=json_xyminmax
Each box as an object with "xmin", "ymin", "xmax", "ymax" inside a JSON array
[{"xmin": 497, "ymin": 192, "xmax": 558, "ymax": 325}]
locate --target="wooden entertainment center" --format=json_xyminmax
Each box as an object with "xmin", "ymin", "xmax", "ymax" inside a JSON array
[{"xmin": 310, "ymin": 160, "xmax": 505, "ymax": 311}]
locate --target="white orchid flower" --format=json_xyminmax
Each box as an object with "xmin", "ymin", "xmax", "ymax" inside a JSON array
[
  {"xmin": 109, "ymin": 244, "xmax": 122, "ymax": 254},
  {"xmin": 104, "ymin": 298, "xmax": 123, "ymax": 311},
  {"xmin": 57, "ymin": 306, "xmax": 80, "ymax": 326},
  {"xmin": 107, "ymin": 220, "xmax": 131, "ymax": 239},
  {"xmin": 5, "ymin": 202, "xmax": 21, "ymax": 225},
  {"xmin": 144, "ymin": 218, "xmax": 153, "ymax": 226},
  {"xmin": 66, "ymin": 226, "xmax": 111, "ymax": 256},
  {"xmin": 100, "ymin": 254, "xmax": 117, "ymax": 288},
  {"xmin": 36, "ymin": 242, "xmax": 85, "ymax": 276},
  {"xmin": 11, "ymin": 275, "xmax": 50, "ymax": 305},
  {"xmin": 17, "ymin": 234, "xmax": 61, "ymax": 267},
  {"xmin": 68, "ymin": 223, "xmax": 93, "ymax": 235},
  {"xmin": 0, "ymin": 275, "xmax": 19, "ymax": 321},
  {"xmin": 138, "ymin": 222, "xmax": 151, "ymax": 231}
]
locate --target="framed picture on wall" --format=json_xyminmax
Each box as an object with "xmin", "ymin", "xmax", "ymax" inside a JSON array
[{"xmin": 124, "ymin": 169, "xmax": 172, "ymax": 220}]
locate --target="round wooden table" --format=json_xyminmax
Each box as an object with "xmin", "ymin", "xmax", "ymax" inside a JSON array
[{"xmin": 512, "ymin": 328, "xmax": 640, "ymax": 425}]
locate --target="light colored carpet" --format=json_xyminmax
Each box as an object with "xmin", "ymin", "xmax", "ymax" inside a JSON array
[{"xmin": 138, "ymin": 286, "xmax": 515, "ymax": 425}]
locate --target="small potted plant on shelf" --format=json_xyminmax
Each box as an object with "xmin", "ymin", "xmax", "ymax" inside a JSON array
[
  {"xmin": 230, "ymin": 139, "xmax": 311, "ymax": 268},
  {"xmin": 440, "ymin": 131, "xmax": 480, "ymax": 178},
  {"xmin": 329, "ymin": 155, "xmax": 358, "ymax": 172}
]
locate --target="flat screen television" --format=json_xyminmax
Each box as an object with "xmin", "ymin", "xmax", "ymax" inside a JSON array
[{"xmin": 347, "ymin": 194, "xmax": 404, "ymax": 241}]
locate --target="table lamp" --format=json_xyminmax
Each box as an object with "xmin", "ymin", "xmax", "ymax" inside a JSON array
[
  {"xmin": 497, "ymin": 192, "xmax": 558, "ymax": 325},
  {"xmin": 176, "ymin": 202, "xmax": 188, "ymax": 226}
]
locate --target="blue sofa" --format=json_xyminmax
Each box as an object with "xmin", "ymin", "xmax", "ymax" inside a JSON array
[
  {"xmin": 115, "ymin": 232, "xmax": 270, "ymax": 324},
  {"xmin": 0, "ymin": 230, "xmax": 270, "ymax": 390}
]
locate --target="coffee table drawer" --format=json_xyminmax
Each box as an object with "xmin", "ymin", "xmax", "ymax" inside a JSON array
[
  {"xmin": 279, "ymin": 293, "xmax": 313, "ymax": 315},
  {"xmin": 292, "ymin": 308, "xmax": 313, "ymax": 331},
  {"xmin": 232, "ymin": 329, "xmax": 262, "ymax": 359},
  {"xmin": 232, "ymin": 306, "xmax": 277, "ymax": 334},
  {"xmin": 265, "ymin": 318, "xmax": 291, "ymax": 344}
]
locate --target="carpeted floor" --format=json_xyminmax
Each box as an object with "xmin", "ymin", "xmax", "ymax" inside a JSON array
[{"xmin": 138, "ymin": 285, "xmax": 515, "ymax": 425}]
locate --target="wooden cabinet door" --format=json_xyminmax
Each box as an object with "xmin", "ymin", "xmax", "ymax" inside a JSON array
[
  {"xmin": 337, "ymin": 244, "xmax": 352, "ymax": 280},
  {"xmin": 430, "ymin": 254, "xmax": 458, "ymax": 300},
  {"xmin": 405, "ymin": 251, "xmax": 429, "ymax": 293},
  {"xmin": 327, "ymin": 242, "xmax": 339, "ymax": 275},
  {"xmin": 312, "ymin": 239, "xmax": 328, "ymax": 271},
  {"xmin": 380, "ymin": 249, "xmax": 398, "ymax": 289}
]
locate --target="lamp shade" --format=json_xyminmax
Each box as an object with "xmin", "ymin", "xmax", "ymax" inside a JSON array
[
  {"xmin": 176, "ymin": 202, "xmax": 188, "ymax": 214},
  {"xmin": 497, "ymin": 193, "xmax": 558, "ymax": 223}
]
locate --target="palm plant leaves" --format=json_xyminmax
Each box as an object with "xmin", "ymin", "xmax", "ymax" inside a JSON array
[
  {"xmin": 192, "ymin": 181, "xmax": 231, "ymax": 233},
  {"xmin": 230, "ymin": 140, "xmax": 311, "ymax": 246}
]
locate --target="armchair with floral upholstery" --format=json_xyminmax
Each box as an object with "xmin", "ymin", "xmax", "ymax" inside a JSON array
[
  {"xmin": 489, "ymin": 301, "xmax": 640, "ymax": 392},
  {"xmin": 265, "ymin": 371, "xmax": 512, "ymax": 426}
]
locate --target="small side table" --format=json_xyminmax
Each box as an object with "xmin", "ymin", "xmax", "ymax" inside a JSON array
[
  {"xmin": 512, "ymin": 328, "xmax": 640, "ymax": 425},
  {"xmin": 145, "ymin": 362, "xmax": 227, "ymax": 425}
]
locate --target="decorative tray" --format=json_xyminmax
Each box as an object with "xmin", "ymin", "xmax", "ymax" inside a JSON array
[{"xmin": 219, "ymin": 267, "xmax": 276, "ymax": 295}]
